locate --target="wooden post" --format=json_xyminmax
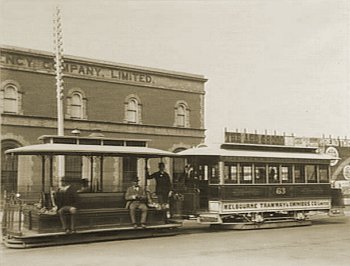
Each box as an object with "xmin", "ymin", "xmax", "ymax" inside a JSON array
[
  {"xmin": 49, "ymin": 156, "xmax": 53, "ymax": 187},
  {"xmin": 90, "ymin": 156, "xmax": 94, "ymax": 192},
  {"xmin": 41, "ymin": 156, "xmax": 46, "ymax": 193},
  {"xmin": 100, "ymin": 156, "xmax": 104, "ymax": 192}
]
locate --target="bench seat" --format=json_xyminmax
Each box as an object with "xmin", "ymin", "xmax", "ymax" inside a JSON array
[{"xmin": 23, "ymin": 192, "xmax": 167, "ymax": 233}]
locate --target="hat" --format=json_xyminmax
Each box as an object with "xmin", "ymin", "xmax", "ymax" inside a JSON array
[
  {"xmin": 132, "ymin": 177, "xmax": 140, "ymax": 182},
  {"xmin": 81, "ymin": 178, "xmax": 89, "ymax": 183},
  {"xmin": 158, "ymin": 162, "xmax": 165, "ymax": 167},
  {"xmin": 61, "ymin": 177, "xmax": 69, "ymax": 182}
]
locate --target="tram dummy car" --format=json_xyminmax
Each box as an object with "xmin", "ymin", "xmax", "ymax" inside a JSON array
[
  {"xmin": 2, "ymin": 135, "xmax": 181, "ymax": 248},
  {"xmin": 177, "ymin": 142, "xmax": 344, "ymax": 229}
]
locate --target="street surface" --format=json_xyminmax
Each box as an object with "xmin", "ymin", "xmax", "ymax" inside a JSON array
[{"xmin": 2, "ymin": 216, "xmax": 350, "ymax": 266}]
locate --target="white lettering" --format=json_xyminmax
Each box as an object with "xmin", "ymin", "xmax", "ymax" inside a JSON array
[{"xmin": 222, "ymin": 200, "xmax": 331, "ymax": 213}]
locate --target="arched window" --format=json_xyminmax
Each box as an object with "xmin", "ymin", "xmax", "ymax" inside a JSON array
[
  {"xmin": 71, "ymin": 93, "xmax": 83, "ymax": 119},
  {"xmin": 66, "ymin": 89, "xmax": 87, "ymax": 120},
  {"xmin": 3, "ymin": 85, "xmax": 18, "ymax": 114},
  {"xmin": 1, "ymin": 140, "xmax": 21, "ymax": 195},
  {"xmin": 174, "ymin": 101, "xmax": 190, "ymax": 128},
  {"xmin": 127, "ymin": 99, "xmax": 138, "ymax": 123},
  {"xmin": 177, "ymin": 104, "xmax": 186, "ymax": 127},
  {"xmin": 124, "ymin": 95, "xmax": 142, "ymax": 124}
]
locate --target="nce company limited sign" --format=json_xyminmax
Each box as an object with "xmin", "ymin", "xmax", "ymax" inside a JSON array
[{"xmin": 0, "ymin": 51, "xmax": 153, "ymax": 85}]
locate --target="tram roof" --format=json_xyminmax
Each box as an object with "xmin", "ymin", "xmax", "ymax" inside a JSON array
[
  {"xmin": 177, "ymin": 144, "xmax": 338, "ymax": 161},
  {"xmin": 5, "ymin": 143, "xmax": 176, "ymax": 157}
]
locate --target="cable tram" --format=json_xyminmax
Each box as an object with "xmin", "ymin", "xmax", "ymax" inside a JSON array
[
  {"xmin": 177, "ymin": 142, "xmax": 344, "ymax": 229},
  {"xmin": 2, "ymin": 135, "xmax": 180, "ymax": 248}
]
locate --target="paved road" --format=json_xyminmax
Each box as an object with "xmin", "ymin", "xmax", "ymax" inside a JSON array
[{"xmin": 2, "ymin": 216, "xmax": 350, "ymax": 266}]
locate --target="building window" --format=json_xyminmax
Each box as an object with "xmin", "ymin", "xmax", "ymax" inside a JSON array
[
  {"xmin": 71, "ymin": 93, "xmax": 83, "ymax": 119},
  {"xmin": 177, "ymin": 105, "xmax": 186, "ymax": 127},
  {"xmin": 127, "ymin": 99, "xmax": 138, "ymax": 123},
  {"xmin": 124, "ymin": 95, "xmax": 142, "ymax": 124},
  {"xmin": 66, "ymin": 89, "xmax": 87, "ymax": 120},
  {"xmin": 174, "ymin": 101, "xmax": 190, "ymax": 128},
  {"xmin": 1, "ymin": 81, "xmax": 24, "ymax": 114},
  {"xmin": 1, "ymin": 140, "xmax": 20, "ymax": 195},
  {"xmin": 3, "ymin": 85, "xmax": 18, "ymax": 113}
]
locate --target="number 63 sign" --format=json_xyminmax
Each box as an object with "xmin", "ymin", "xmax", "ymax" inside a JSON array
[{"xmin": 275, "ymin": 187, "xmax": 287, "ymax": 195}]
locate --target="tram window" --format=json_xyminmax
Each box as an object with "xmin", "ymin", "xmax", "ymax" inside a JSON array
[
  {"xmin": 254, "ymin": 164, "xmax": 266, "ymax": 184},
  {"xmin": 209, "ymin": 165, "xmax": 220, "ymax": 184},
  {"xmin": 294, "ymin": 165, "xmax": 305, "ymax": 183},
  {"xmin": 268, "ymin": 165, "xmax": 279, "ymax": 183},
  {"xmin": 281, "ymin": 165, "xmax": 292, "ymax": 183},
  {"xmin": 240, "ymin": 165, "xmax": 253, "ymax": 184},
  {"xmin": 198, "ymin": 165, "xmax": 205, "ymax": 180},
  {"xmin": 305, "ymin": 165, "xmax": 317, "ymax": 183},
  {"xmin": 224, "ymin": 164, "xmax": 238, "ymax": 184},
  {"xmin": 123, "ymin": 157, "xmax": 138, "ymax": 190},
  {"xmin": 65, "ymin": 156, "xmax": 82, "ymax": 179},
  {"xmin": 198, "ymin": 165, "xmax": 209, "ymax": 181},
  {"xmin": 319, "ymin": 165, "xmax": 329, "ymax": 183},
  {"xmin": 204, "ymin": 165, "xmax": 208, "ymax": 180}
]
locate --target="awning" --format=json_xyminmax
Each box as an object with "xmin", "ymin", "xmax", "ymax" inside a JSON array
[{"xmin": 5, "ymin": 143, "xmax": 176, "ymax": 158}]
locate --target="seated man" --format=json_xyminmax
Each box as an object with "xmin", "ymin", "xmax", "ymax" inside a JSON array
[
  {"xmin": 125, "ymin": 177, "xmax": 148, "ymax": 228},
  {"xmin": 55, "ymin": 177, "xmax": 78, "ymax": 233}
]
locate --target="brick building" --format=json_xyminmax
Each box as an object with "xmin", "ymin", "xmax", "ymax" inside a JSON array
[{"xmin": 0, "ymin": 45, "xmax": 207, "ymax": 196}]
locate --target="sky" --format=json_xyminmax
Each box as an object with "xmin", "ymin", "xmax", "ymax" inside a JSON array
[{"xmin": 1, "ymin": 0, "xmax": 349, "ymax": 143}]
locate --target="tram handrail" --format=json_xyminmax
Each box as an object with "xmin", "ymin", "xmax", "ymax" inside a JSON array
[{"xmin": 2, "ymin": 192, "xmax": 24, "ymax": 236}]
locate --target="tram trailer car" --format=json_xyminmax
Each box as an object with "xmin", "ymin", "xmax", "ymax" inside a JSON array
[
  {"xmin": 2, "ymin": 135, "xmax": 181, "ymax": 248},
  {"xmin": 178, "ymin": 143, "xmax": 344, "ymax": 229}
]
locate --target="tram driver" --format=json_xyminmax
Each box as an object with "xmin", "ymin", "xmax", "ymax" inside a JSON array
[{"xmin": 147, "ymin": 162, "xmax": 173, "ymax": 205}]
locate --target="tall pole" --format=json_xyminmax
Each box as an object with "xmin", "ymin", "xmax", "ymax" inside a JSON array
[
  {"xmin": 53, "ymin": 6, "xmax": 65, "ymax": 180},
  {"xmin": 54, "ymin": 6, "xmax": 64, "ymax": 135}
]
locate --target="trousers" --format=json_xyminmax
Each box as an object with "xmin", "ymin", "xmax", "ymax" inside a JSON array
[
  {"xmin": 129, "ymin": 201, "xmax": 148, "ymax": 224},
  {"xmin": 58, "ymin": 206, "xmax": 77, "ymax": 230}
]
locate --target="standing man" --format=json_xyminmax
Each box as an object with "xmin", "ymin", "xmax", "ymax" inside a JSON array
[
  {"xmin": 147, "ymin": 162, "xmax": 172, "ymax": 204},
  {"xmin": 125, "ymin": 177, "xmax": 148, "ymax": 228},
  {"xmin": 55, "ymin": 177, "xmax": 78, "ymax": 233}
]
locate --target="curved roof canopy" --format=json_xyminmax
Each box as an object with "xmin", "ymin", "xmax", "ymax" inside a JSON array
[
  {"xmin": 5, "ymin": 143, "xmax": 176, "ymax": 158},
  {"xmin": 176, "ymin": 144, "xmax": 338, "ymax": 161}
]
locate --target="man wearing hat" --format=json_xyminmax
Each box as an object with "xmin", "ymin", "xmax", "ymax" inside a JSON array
[
  {"xmin": 77, "ymin": 178, "xmax": 90, "ymax": 193},
  {"xmin": 147, "ymin": 162, "xmax": 172, "ymax": 204},
  {"xmin": 55, "ymin": 177, "xmax": 78, "ymax": 233},
  {"xmin": 125, "ymin": 177, "xmax": 148, "ymax": 228}
]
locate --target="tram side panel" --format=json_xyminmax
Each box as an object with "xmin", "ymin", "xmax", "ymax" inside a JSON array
[{"xmin": 198, "ymin": 184, "xmax": 333, "ymax": 224}]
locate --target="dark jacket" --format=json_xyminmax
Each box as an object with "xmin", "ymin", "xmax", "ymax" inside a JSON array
[
  {"xmin": 55, "ymin": 185, "xmax": 77, "ymax": 209},
  {"xmin": 147, "ymin": 171, "xmax": 172, "ymax": 195}
]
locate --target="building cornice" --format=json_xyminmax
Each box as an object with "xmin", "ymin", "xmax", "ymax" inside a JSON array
[{"xmin": 1, "ymin": 114, "xmax": 206, "ymax": 139}]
